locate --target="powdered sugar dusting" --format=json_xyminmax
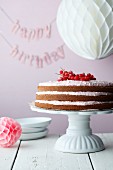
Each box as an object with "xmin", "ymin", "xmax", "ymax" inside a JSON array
[
  {"xmin": 35, "ymin": 100, "xmax": 113, "ymax": 106},
  {"xmin": 36, "ymin": 91, "xmax": 112, "ymax": 96},
  {"xmin": 39, "ymin": 80, "xmax": 113, "ymax": 87}
]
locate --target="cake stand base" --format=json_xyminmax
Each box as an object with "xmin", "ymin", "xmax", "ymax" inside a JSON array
[
  {"xmin": 55, "ymin": 115, "xmax": 104, "ymax": 153},
  {"xmin": 30, "ymin": 103, "xmax": 113, "ymax": 153}
]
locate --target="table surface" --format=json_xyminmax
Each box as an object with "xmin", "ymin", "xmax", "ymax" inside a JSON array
[{"xmin": 0, "ymin": 133, "xmax": 113, "ymax": 170}]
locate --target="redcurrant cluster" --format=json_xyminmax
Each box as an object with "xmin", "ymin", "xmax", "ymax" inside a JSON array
[{"xmin": 57, "ymin": 69, "xmax": 96, "ymax": 81}]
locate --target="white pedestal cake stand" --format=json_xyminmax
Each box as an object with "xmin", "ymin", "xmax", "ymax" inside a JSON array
[{"xmin": 30, "ymin": 102, "xmax": 113, "ymax": 154}]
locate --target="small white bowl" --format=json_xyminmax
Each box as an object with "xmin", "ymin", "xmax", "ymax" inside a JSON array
[
  {"xmin": 22, "ymin": 127, "xmax": 46, "ymax": 133},
  {"xmin": 16, "ymin": 117, "xmax": 52, "ymax": 128},
  {"xmin": 20, "ymin": 129, "xmax": 48, "ymax": 140}
]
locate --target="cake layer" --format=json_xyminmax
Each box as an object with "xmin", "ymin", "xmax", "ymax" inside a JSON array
[
  {"xmin": 38, "ymin": 86, "xmax": 113, "ymax": 93},
  {"xmin": 36, "ymin": 93, "xmax": 113, "ymax": 101},
  {"xmin": 35, "ymin": 101, "xmax": 113, "ymax": 111}
]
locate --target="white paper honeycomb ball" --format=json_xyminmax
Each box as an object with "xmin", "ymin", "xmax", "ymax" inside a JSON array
[{"xmin": 57, "ymin": 0, "xmax": 113, "ymax": 60}]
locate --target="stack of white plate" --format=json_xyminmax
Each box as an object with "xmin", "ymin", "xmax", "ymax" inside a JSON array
[{"xmin": 16, "ymin": 117, "xmax": 52, "ymax": 140}]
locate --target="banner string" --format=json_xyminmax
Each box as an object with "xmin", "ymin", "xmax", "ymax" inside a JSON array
[
  {"xmin": 0, "ymin": 6, "xmax": 14, "ymax": 23},
  {"xmin": 0, "ymin": 5, "xmax": 56, "ymax": 26},
  {"xmin": 0, "ymin": 31, "xmax": 13, "ymax": 48}
]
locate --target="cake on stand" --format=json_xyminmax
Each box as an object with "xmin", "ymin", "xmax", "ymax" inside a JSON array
[{"xmin": 30, "ymin": 102, "xmax": 113, "ymax": 153}]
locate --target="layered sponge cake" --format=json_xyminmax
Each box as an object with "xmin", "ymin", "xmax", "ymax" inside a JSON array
[{"xmin": 35, "ymin": 70, "xmax": 113, "ymax": 111}]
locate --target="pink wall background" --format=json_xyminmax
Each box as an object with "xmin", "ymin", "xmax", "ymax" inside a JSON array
[{"xmin": 0, "ymin": 0, "xmax": 113, "ymax": 134}]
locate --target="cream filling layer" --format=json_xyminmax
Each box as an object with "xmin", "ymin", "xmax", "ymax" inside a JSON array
[
  {"xmin": 35, "ymin": 100, "xmax": 113, "ymax": 106},
  {"xmin": 39, "ymin": 80, "xmax": 113, "ymax": 87},
  {"xmin": 36, "ymin": 91, "xmax": 112, "ymax": 96}
]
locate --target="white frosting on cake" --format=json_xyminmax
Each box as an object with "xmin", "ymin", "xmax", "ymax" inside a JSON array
[
  {"xmin": 36, "ymin": 91, "xmax": 112, "ymax": 96},
  {"xmin": 35, "ymin": 100, "xmax": 113, "ymax": 106},
  {"xmin": 39, "ymin": 80, "xmax": 113, "ymax": 87}
]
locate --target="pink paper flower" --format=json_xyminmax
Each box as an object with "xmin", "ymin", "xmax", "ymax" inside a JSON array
[{"xmin": 0, "ymin": 117, "xmax": 22, "ymax": 148}]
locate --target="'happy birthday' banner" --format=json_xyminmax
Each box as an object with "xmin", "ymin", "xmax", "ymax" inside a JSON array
[{"xmin": 0, "ymin": 5, "xmax": 65, "ymax": 68}]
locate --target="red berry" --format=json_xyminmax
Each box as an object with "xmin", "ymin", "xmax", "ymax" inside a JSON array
[
  {"xmin": 59, "ymin": 70, "xmax": 64, "ymax": 74},
  {"xmin": 74, "ymin": 75, "xmax": 80, "ymax": 80},
  {"xmin": 57, "ymin": 77, "xmax": 64, "ymax": 81},
  {"xmin": 87, "ymin": 73, "xmax": 91, "ymax": 77},
  {"xmin": 63, "ymin": 71, "xmax": 69, "ymax": 77},
  {"xmin": 80, "ymin": 77, "xmax": 86, "ymax": 81},
  {"xmin": 69, "ymin": 71, "xmax": 73, "ymax": 74},
  {"xmin": 85, "ymin": 76, "xmax": 90, "ymax": 81},
  {"xmin": 66, "ymin": 73, "xmax": 69, "ymax": 77},
  {"xmin": 69, "ymin": 73, "xmax": 73, "ymax": 77},
  {"xmin": 63, "ymin": 76, "xmax": 68, "ymax": 80},
  {"xmin": 70, "ymin": 76, "xmax": 75, "ymax": 80},
  {"xmin": 90, "ymin": 75, "xmax": 95, "ymax": 80},
  {"xmin": 79, "ymin": 73, "xmax": 85, "ymax": 77},
  {"xmin": 57, "ymin": 78, "xmax": 62, "ymax": 81}
]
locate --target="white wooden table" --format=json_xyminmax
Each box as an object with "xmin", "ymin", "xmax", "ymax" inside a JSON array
[{"xmin": 0, "ymin": 133, "xmax": 113, "ymax": 170}]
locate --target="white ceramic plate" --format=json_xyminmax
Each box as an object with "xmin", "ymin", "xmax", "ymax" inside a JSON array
[
  {"xmin": 22, "ymin": 127, "xmax": 46, "ymax": 133},
  {"xmin": 16, "ymin": 117, "xmax": 52, "ymax": 128},
  {"xmin": 20, "ymin": 129, "xmax": 48, "ymax": 140}
]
